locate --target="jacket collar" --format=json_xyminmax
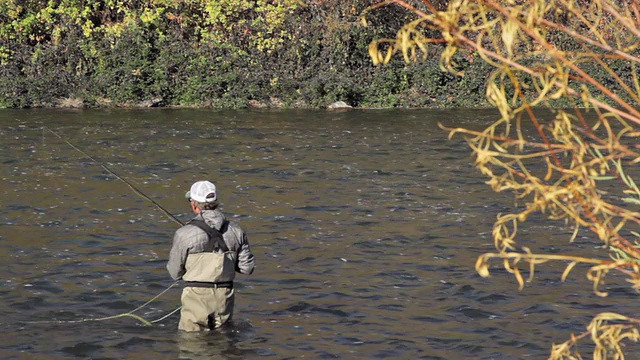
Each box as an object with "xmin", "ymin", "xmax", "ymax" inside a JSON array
[{"xmin": 192, "ymin": 209, "xmax": 226, "ymax": 231}]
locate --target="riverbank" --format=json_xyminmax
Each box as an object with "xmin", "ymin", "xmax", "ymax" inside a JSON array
[
  {"xmin": 0, "ymin": 1, "xmax": 619, "ymax": 110},
  {"xmin": 0, "ymin": 1, "xmax": 499, "ymax": 110}
]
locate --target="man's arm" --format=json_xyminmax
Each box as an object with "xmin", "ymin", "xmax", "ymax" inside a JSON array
[
  {"xmin": 236, "ymin": 232, "xmax": 255, "ymax": 275},
  {"xmin": 167, "ymin": 231, "xmax": 188, "ymax": 280}
]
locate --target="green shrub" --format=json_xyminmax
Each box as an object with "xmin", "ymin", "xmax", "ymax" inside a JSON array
[{"xmin": 0, "ymin": 0, "xmax": 500, "ymax": 109}]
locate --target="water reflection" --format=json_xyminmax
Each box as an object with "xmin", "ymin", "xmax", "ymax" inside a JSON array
[{"xmin": 176, "ymin": 321, "xmax": 257, "ymax": 360}]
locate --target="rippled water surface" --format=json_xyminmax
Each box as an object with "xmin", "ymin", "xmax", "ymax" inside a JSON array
[{"xmin": 1, "ymin": 109, "xmax": 636, "ymax": 359}]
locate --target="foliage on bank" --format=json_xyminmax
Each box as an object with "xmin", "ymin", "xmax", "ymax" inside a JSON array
[{"xmin": 0, "ymin": 0, "xmax": 494, "ymax": 109}]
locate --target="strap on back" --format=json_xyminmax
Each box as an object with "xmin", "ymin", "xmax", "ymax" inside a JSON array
[{"xmin": 188, "ymin": 220, "xmax": 229, "ymax": 252}]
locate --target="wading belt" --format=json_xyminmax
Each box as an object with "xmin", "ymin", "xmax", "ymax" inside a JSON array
[
  {"xmin": 183, "ymin": 281, "xmax": 234, "ymax": 289},
  {"xmin": 183, "ymin": 219, "xmax": 232, "ymax": 289}
]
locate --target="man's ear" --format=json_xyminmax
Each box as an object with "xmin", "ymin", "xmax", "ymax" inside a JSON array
[{"xmin": 191, "ymin": 200, "xmax": 201, "ymax": 214}]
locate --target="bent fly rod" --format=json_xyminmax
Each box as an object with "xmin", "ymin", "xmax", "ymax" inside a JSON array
[
  {"xmin": 45, "ymin": 127, "xmax": 184, "ymax": 226},
  {"xmin": 35, "ymin": 126, "xmax": 185, "ymax": 326}
]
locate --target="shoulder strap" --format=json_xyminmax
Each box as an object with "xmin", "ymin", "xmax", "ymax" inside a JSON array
[{"xmin": 188, "ymin": 220, "xmax": 229, "ymax": 252}]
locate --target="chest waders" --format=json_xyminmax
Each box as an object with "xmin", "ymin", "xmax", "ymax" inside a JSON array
[{"xmin": 182, "ymin": 220, "xmax": 236, "ymax": 289}]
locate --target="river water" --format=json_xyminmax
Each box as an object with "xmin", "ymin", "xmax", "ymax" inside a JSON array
[{"xmin": 0, "ymin": 108, "xmax": 636, "ymax": 359}]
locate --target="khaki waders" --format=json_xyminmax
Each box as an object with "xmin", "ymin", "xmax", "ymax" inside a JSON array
[{"xmin": 179, "ymin": 286, "xmax": 235, "ymax": 331}]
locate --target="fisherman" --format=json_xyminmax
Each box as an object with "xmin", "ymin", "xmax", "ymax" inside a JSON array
[{"xmin": 167, "ymin": 180, "xmax": 255, "ymax": 331}]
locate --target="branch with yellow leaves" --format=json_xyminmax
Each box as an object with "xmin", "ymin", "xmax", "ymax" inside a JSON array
[
  {"xmin": 550, "ymin": 312, "xmax": 640, "ymax": 360},
  {"xmin": 475, "ymin": 249, "xmax": 640, "ymax": 297},
  {"xmin": 365, "ymin": 1, "xmax": 640, "ymax": 358},
  {"xmin": 440, "ymin": 115, "xmax": 640, "ymax": 260},
  {"xmin": 364, "ymin": 0, "xmax": 640, "ymax": 125}
]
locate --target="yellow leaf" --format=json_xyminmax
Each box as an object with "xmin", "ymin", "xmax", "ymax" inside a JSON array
[
  {"xmin": 561, "ymin": 262, "xmax": 577, "ymax": 282},
  {"xmin": 513, "ymin": 266, "xmax": 525, "ymax": 290},
  {"xmin": 475, "ymin": 255, "xmax": 491, "ymax": 278}
]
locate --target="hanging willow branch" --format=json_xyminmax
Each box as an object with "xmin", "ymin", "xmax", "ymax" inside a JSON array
[{"xmin": 364, "ymin": 0, "xmax": 640, "ymax": 358}]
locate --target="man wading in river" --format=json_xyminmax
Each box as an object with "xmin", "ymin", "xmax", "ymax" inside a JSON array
[{"xmin": 167, "ymin": 180, "xmax": 255, "ymax": 331}]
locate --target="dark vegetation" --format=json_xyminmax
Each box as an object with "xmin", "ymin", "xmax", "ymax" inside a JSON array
[
  {"xmin": 0, "ymin": 0, "xmax": 626, "ymax": 109},
  {"xmin": 0, "ymin": 0, "xmax": 492, "ymax": 108}
]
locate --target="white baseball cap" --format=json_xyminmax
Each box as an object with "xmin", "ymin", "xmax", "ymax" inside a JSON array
[{"xmin": 185, "ymin": 180, "xmax": 217, "ymax": 203}]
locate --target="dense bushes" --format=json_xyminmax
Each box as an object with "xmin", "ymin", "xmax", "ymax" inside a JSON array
[{"xmin": 0, "ymin": 0, "xmax": 495, "ymax": 109}]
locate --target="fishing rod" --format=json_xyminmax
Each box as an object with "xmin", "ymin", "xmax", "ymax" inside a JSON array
[
  {"xmin": 45, "ymin": 127, "xmax": 184, "ymax": 226},
  {"xmin": 33, "ymin": 127, "xmax": 185, "ymax": 326}
]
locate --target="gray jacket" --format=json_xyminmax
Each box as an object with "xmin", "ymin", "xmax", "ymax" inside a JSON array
[{"xmin": 167, "ymin": 209, "xmax": 255, "ymax": 281}]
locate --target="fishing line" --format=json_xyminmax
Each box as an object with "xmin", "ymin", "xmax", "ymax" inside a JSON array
[
  {"xmin": 45, "ymin": 127, "xmax": 184, "ymax": 227},
  {"xmin": 25, "ymin": 282, "xmax": 181, "ymax": 326},
  {"xmin": 38, "ymin": 127, "xmax": 186, "ymax": 326}
]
